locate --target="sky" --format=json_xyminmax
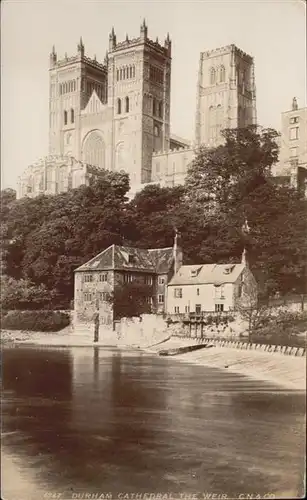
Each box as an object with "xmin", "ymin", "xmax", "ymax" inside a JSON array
[{"xmin": 1, "ymin": 0, "xmax": 306, "ymax": 189}]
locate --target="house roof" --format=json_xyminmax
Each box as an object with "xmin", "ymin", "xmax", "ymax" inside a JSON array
[
  {"xmin": 75, "ymin": 244, "xmax": 174, "ymax": 274},
  {"xmin": 168, "ymin": 263, "xmax": 245, "ymax": 286}
]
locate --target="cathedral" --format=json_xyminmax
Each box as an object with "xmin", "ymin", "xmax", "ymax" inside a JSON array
[{"xmin": 17, "ymin": 21, "xmax": 256, "ymax": 199}]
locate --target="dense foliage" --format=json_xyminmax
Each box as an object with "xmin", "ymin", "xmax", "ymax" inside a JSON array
[
  {"xmin": 108, "ymin": 282, "xmax": 153, "ymax": 320},
  {"xmin": 1, "ymin": 126, "xmax": 306, "ymax": 311},
  {"xmin": 1, "ymin": 310, "xmax": 70, "ymax": 332}
]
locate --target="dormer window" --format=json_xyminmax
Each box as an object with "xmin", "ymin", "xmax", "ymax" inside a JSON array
[
  {"xmin": 190, "ymin": 266, "xmax": 202, "ymax": 278},
  {"xmin": 128, "ymin": 254, "xmax": 135, "ymax": 264},
  {"xmin": 223, "ymin": 265, "xmax": 234, "ymax": 275}
]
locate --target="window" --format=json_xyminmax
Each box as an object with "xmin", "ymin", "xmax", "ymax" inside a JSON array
[
  {"xmin": 220, "ymin": 65, "xmax": 226, "ymax": 83},
  {"xmin": 158, "ymin": 276, "xmax": 165, "ymax": 285},
  {"xmin": 146, "ymin": 297, "xmax": 153, "ymax": 305},
  {"xmin": 84, "ymin": 274, "xmax": 93, "ymax": 283},
  {"xmin": 71, "ymin": 108, "xmax": 74, "ymax": 123},
  {"xmin": 124, "ymin": 273, "xmax": 133, "ymax": 283},
  {"xmin": 99, "ymin": 292, "xmax": 109, "ymax": 301},
  {"xmin": 132, "ymin": 66, "xmax": 135, "ymax": 78},
  {"xmin": 210, "ymin": 67, "xmax": 216, "ymax": 85},
  {"xmin": 215, "ymin": 304, "xmax": 224, "ymax": 312},
  {"xmin": 99, "ymin": 273, "xmax": 108, "ymax": 282},
  {"xmin": 185, "ymin": 305, "xmax": 190, "ymax": 313},
  {"xmin": 117, "ymin": 69, "xmax": 119, "ymax": 81},
  {"xmin": 120, "ymin": 68, "xmax": 123, "ymax": 80},
  {"xmin": 195, "ymin": 304, "xmax": 201, "ymax": 314},
  {"xmin": 154, "ymin": 125, "xmax": 159, "ymax": 137},
  {"xmin": 64, "ymin": 110, "xmax": 68, "ymax": 125},
  {"xmin": 174, "ymin": 306, "xmax": 180, "ymax": 314},
  {"xmin": 159, "ymin": 101, "xmax": 163, "ymax": 118},
  {"xmin": 158, "ymin": 294, "xmax": 164, "ymax": 304},
  {"xmin": 125, "ymin": 96, "xmax": 129, "ymax": 113},
  {"xmin": 145, "ymin": 276, "xmax": 153, "ymax": 285},
  {"xmin": 117, "ymin": 98, "xmax": 122, "ymax": 114},
  {"xmin": 290, "ymin": 117, "xmax": 299, "ymax": 124},
  {"xmin": 215, "ymin": 285, "xmax": 225, "ymax": 299},
  {"xmin": 289, "ymin": 127, "xmax": 299, "ymax": 140},
  {"xmin": 84, "ymin": 292, "xmax": 93, "ymax": 302},
  {"xmin": 174, "ymin": 288, "xmax": 182, "ymax": 298},
  {"xmin": 238, "ymin": 284, "xmax": 243, "ymax": 298},
  {"xmin": 153, "ymin": 98, "xmax": 157, "ymax": 116},
  {"xmin": 290, "ymin": 147, "xmax": 298, "ymax": 158}
]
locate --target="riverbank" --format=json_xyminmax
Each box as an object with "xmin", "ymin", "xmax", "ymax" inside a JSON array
[{"xmin": 2, "ymin": 329, "xmax": 306, "ymax": 391}]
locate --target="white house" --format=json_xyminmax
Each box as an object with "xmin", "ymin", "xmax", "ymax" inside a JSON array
[{"xmin": 167, "ymin": 252, "xmax": 256, "ymax": 315}]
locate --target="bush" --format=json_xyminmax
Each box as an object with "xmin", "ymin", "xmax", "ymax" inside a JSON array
[{"xmin": 1, "ymin": 310, "xmax": 71, "ymax": 332}]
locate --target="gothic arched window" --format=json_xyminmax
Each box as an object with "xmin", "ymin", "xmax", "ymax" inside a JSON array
[
  {"xmin": 120, "ymin": 68, "xmax": 123, "ymax": 80},
  {"xmin": 64, "ymin": 110, "xmax": 68, "ymax": 125},
  {"xmin": 220, "ymin": 65, "xmax": 225, "ymax": 83},
  {"xmin": 125, "ymin": 96, "xmax": 129, "ymax": 113},
  {"xmin": 117, "ymin": 98, "xmax": 122, "ymax": 114},
  {"xmin": 210, "ymin": 67, "xmax": 216, "ymax": 85},
  {"xmin": 132, "ymin": 65, "xmax": 135, "ymax": 78},
  {"xmin": 129, "ymin": 66, "xmax": 133, "ymax": 78},
  {"xmin": 117, "ymin": 69, "xmax": 119, "ymax": 81},
  {"xmin": 71, "ymin": 108, "xmax": 74, "ymax": 123}
]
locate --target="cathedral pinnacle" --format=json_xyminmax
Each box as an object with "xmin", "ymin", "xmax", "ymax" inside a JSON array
[
  {"xmin": 109, "ymin": 27, "xmax": 116, "ymax": 50},
  {"xmin": 140, "ymin": 18, "xmax": 148, "ymax": 39},
  {"xmin": 49, "ymin": 45, "xmax": 57, "ymax": 66},
  {"xmin": 78, "ymin": 37, "xmax": 85, "ymax": 56}
]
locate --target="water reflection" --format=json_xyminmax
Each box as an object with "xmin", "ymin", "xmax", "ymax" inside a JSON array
[{"xmin": 2, "ymin": 346, "xmax": 306, "ymax": 498}]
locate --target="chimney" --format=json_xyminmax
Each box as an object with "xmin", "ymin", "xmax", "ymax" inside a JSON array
[
  {"xmin": 241, "ymin": 247, "xmax": 248, "ymax": 267},
  {"xmin": 173, "ymin": 229, "xmax": 183, "ymax": 274}
]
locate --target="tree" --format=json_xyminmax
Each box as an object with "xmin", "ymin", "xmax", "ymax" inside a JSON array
[
  {"xmin": 185, "ymin": 125, "xmax": 280, "ymax": 212},
  {"xmin": 1, "ymin": 276, "xmax": 51, "ymax": 311},
  {"xmin": 2, "ymin": 171, "xmax": 130, "ymax": 308},
  {"xmin": 236, "ymin": 273, "xmax": 272, "ymax": 342},
  {"xmin": 107, "ymin": 282, "xmax": 153, "ymax": 320},
  {"xmin": 184, "ymin": 125, "xmax": 307, "ymax": 298}
]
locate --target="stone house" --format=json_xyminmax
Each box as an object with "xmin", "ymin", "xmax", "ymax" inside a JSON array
[
  {"xmin": 166, "ymin": 251, "xmax": 257, "ymax": 315},
  {"xmin": 74, "ymin": 236, "xmax": 183, "ymax": 326}
]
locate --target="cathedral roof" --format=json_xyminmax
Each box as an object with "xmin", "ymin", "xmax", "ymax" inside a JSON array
[
  {"xmin": 82, "ymin": 90, "xmax": 105, "ymax": 115},
  {"xmin": 75, "ymin": 244, "xmax": 174, "ymax": 274}
]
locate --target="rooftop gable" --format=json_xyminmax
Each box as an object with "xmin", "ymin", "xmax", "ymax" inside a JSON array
[{"xmin": 74, "ymin": 245, "xmax": 114, "ymax": 272}]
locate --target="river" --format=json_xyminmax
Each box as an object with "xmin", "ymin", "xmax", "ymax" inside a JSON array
[{"xmin": 1, "ymin": 346, "xmax": 306, "ymax": 499}]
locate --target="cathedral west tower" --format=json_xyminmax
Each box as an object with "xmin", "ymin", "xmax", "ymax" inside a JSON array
[{"xmin": 107, "ymin": 20, "xmax": 171, "ymax": 184}]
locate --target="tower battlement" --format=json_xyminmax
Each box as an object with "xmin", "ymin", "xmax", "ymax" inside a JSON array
[
  {"xmin": 49, "ymin": 41, "xmax": 107, "ymax": 72},
  {"xmin": 108, "ymin": 20, "xmax": 171, "ymax": 57},
  {"xmin": 201, "ymin": 44, "xmax": 253, "ymax": 63}
]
